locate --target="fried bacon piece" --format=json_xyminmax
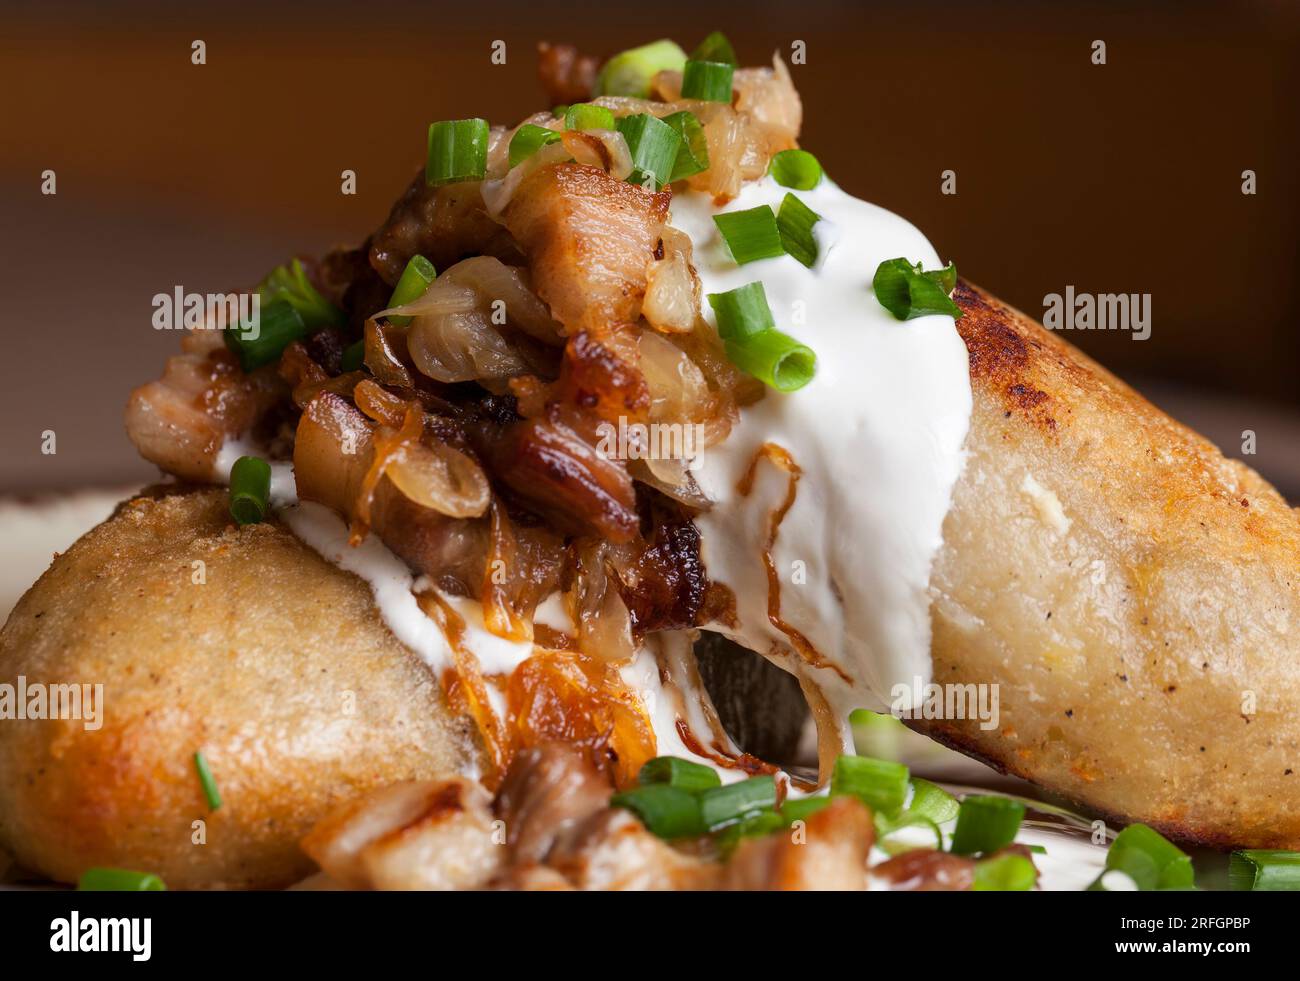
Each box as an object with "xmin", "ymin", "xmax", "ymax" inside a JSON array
[
  {"xmin": 723, "ymin": 796, "xmax": 874, "ymax": 890},
  {"xmin": 503, "ymin": 162, "xmax": 670, "ymax": 334},
  {"xmin": 537, "ymin": 42, "xmax": 600, "ymax": 104},
  {"xmin": 493, "ymin": 742, "xmax": 612, "ymax": 864},
  {"xmin": 872, "ymin": 848, "xmax": 977, "ymax": 891}
]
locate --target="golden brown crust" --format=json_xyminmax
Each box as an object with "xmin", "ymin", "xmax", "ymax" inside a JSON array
[
  {"xmin": 925, "ymin": 282, "xmax": 1300, "ymax": 849},
  {"xmin": 0, "ymin": 488, "xmax": 470, "ymax": 888}
]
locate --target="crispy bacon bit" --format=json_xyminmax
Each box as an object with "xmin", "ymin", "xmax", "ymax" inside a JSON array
[
  {"xmin": 618, "ymin": 511, "xmax": 707, "ymax": 632},
  {"xmin": 873, "ymin": 848, "xmax": 977, "ymax": 891},
  {"xmin": 724, "ymin": 796, "xmax": 873, "ymax": 890},
  {"xmin": 503, "ymin": 162, "xmax": 670, "ymax": 334},
  {"xmin": 536, "ymin": 42, "xmax": 601, "ymax": 105}
]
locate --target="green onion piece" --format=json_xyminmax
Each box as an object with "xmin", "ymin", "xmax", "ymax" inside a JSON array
[
  {"xmin": 727, "ymin": 329, "xmax": 816, "ymax": 393},
  {"xmin": 662, "ymin": 111, "xmax": 709, "ymax": 182},
  {"xmin": 228, "ymin": 455, "xmax": 271, "ymax": 527},
  {"xmin": 1229, "ymin": 850, "xmax": 1300, "ymax": 891},
  {"xmin": 706, "ymin": 281, "xmax": 776, "ymax": 339},
  {"xmin": 691, "ymin": 30, "xmax": 737, "ymax": 66},
  {"xmin": 776, "ymin": 193, "xmax": 821, "ymax": 268},
  {"xmin": 340, "ymin": 339, "xmax": 365, "ymax": 373},
  {"xmin": 223, "ymin": 299, "xmax": 307, "ymax": 373},
  {"xmin": 507, "ymin": 124, "xmax": 562, "ymax": 169},
  {"xmin": 972, "ymin": 853, "xmax": 1037, "ymax": 891},
  {"xmin": 872, "ymin": 257, "xmax": 963, "ymax": 320},
  {"xmin": 714, "ymin": 205, "xmax": 785, "ymax": 265},
  {"xmin": 908, "ymin": 778, "xmax": 961, "ymax": 825},
  {"xmin": 698, "ymin": 775, "xmax": 778, "ymax": 830},
  {"xmin": 1090, "ymin": 823, "xmax": 1194, "ymax": 891},
  {"xmin": 564, "ymin": 103, "xmax": 616, "ymax": 132},
  {"xmin": 681, "ymin": 59, "xmax": 734, "ymax": 103},
  {"xmin": 830, "ymin": 755, "xmax": 910, "ymax": 818},
  {"xmin": 594, "ymin": 39, "xmax": 687, "ymax": 98},
  {"xmin": 769, "ymin": 148, "xmax": 824, "ymax": 190},
  {"xmin": 950, "ymin": 795, "xmax": 1026, "ymax": 856},
  {"xmin": 552, "ymin": 104, "xmax": 568, "ymax": 118},
  {"xmin": 425, "ymin": 118, "xmax": 490, "ymax": 187},
  {"xmin": 257, "ymin": 258, "xmax": 345, "ymax": 330},
  {"xmin": 77, "ymin": 868, "xmax": 166, "ymax": 892},
  {"xmin": 610, "ymin": 784, "xmax": 705, "ymax": 839},
  {"xmin": 1029, "ymin": 844, "xmax": 1048, "ymax": 855},
  {"xmin": 779, "ymin": 796, "xmax": 832, "ymax": 825},
  {"xmin": 385, "ymin": 254, "xmax": 437, "ymax": 327},
  {"xmin": 193, "ymin": 750, "xmax": 222, "ymax": 809},
  {"xmin": 714, "ymin": 808, "xmax": 786, "ymax": 857},
  {"xmin": 638, "ymin": 756, "xmax": 722, "ymax": 792},
  {"xmin": 615, "ymin": 113, "xmax": 682, "ymax": 190},
  {"xmin": 875, "ymin": 811, "xmax": 944, "ymax": 854}
]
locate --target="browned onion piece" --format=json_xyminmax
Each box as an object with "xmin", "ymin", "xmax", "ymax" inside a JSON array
[
  {"xmin": 570, "ymin": 542, "xmax": 636, "ymax": 663},
  {"xmin": 732, "ymin": 56, "xmax": 802, "ymax": 148},
  {"xmin": 560, "ymin": 129, "xmax": 632, "ymax": 181},
  {"xmin": 643, "ymin": 229, "xmax": 700, "ymax": 334},
  {"xmin": 364, "ymin": 319, "xmax": 415, "ymax": 388},
  {"xmin": 385, "ymin": 435, "xmax": 490, "ymax": 520}
]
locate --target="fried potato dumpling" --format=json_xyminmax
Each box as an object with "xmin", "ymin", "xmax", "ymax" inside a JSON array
[{"xmin": 0, "ymin": 488, "xmax": 470, "ymax": 889}]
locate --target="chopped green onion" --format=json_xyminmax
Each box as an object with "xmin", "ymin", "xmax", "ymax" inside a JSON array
[
  {"xmin": 725, "ymin": 332, "xmax": 816, "ymax": 392},
  {"xmin": 662, "ymin": 111, "xmax": 709, "ymax": 182},
  {"xmin": 872, "ymin": 257, "xmax": 962, "ymax": 320},
  {"xmin": 769, "ymin": 148, "xmax": 823, "ymax": 190},
  {"xmin": 1028, "ymin": 844, "xmax": 1048, "ymax": 855},
  {"xmin": 776, "ymin": 193, "xmax": 820, "ymax": 268},
  {"xmin": 228, "ymin": 456, "xmax": 271, "ymax": 527},
  {"xmin": 552, "ymin": 104, "xmax": 568, "ymax": 118},
  {"xmin": 564, "ymin": 103, "xmax": 616, "ymax": 132},
  {"xmin": 681, "ymin": 59, "xmax": 734, "ymax": 103},
  {"xmin": 594, "ymin": 39, "xmax": 687, "ymax": 98},
  {"xmin": 908, "ymin": 778, "xmax": 960, "ymax": 825},
  {"xmin": 638, "ymin": 756, "xmax": 721, "ymax": 792},
  {"xmin": 385, "ymin": 254, "xmax": 437, "ymax": 327},
  {"xmin": 875, "ymin": 811, "xmax": 944, "ymax": 853},
  {"xmin": 1229, "ymin": 850, "xmax": 1300, "ymax": 891},
  {"xmin": 340, "ymin": 339, "xmax": 365, "ymax": 373},
  {"xmin": 223, "ymin": 299, "xmax": 308, "ymax": 373},
  {"xmin": 691, "ymin": 31, "xmax": 737, "ymax": 66},
  {"xmin": 973, "ymin": 853, "xmax": 1037, "ymax": 891},
  {"xmin": 508, "ymin": 124, "xmax": 562, "ymax": 169},
  {"xmin": 615, "ymin": 113, "xmax": 682, "ymax": 190},
  {"xmin": 950, "ymin": 795, "xmax": 1025, "ymax": 856},
  {"xmin": 779, "ymin": 796, "xmax": 832, "ymax": 824},
  {"xmin": 257, "ymin": 258, "xmax": 344, "ymax": 330},
  {"xmin": 714, "ymin": 808, "xmax": 786, "ymax": 856},
  {"xmin": 610, "ymin": 784, "xmax": 705, "ymax": 839},
  {"xmin": 830, "ymin": 755, "xmax": 910, "ymax": 817},
  {"xmin": 77, "ymin": 868, "xmax": 166, "ymax": 892},
  {"xmin": 699, "ymin": 775, "xmax": 777, "ymax": 830},
  {"xmin": 193, "ymin": 750, "xmax": 222, "ymax": 810},
  {"xmin": 714, "ymin": 205, "xmax": 785, "ymax": 265},
  {"xmin": 707, "ymin": 281, "xmax": 776, "ymax": 339},
  {"xmin": 425, "ymin": 118, "xmax": 490, "ymax": 187},
  {"xmin": 1089, "ymin": 823, "xmax": 1194, "ymax": 891}
]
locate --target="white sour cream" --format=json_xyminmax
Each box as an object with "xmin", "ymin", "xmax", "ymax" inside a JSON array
[{"xmin": 669, "ymin": 176, "xmax": 972, "ymax": 723}]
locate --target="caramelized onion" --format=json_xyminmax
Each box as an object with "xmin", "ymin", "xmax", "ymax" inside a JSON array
[{"xmin": 643, "ymin": 228, "xmax": 700, "ymax": 333}]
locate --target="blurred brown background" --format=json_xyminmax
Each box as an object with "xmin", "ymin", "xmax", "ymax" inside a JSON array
[{"xmin": 2, "ymin": 0, "xmax": 1297, "ymax": 496}]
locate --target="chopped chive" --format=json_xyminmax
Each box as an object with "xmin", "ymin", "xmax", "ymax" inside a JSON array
[
  {"xmin": 228, "ymin": 456, "xmax": 271, "ymax": 527},
  {"xmin": 661, "ymin": 111, "xmax": 709, "ymax": 182},
  {"xmin": 699, "ymin": 775, "xmax": 777, "ymax": 830},
  {"xmin": 707, "ymin": 281, "xmax": 776, "ymax": 339},
  {"xmin": 1228, "ymin": 850, "xmax": 1300, "ymax": 891},
  {"xmin": 552, "ymin": 104, "xmax": 568, "ymax": 118},
  {"xmin": 714, "ymin": 205, "xmax": 785, "ymax": 265},
  {"xmin": 681, "ymin": 59, "xmax": 734, "ymax": 102},
  {"xmin": 340, "ymin": 339, "xmax": 365, "ymax": 373},
  {"xmin": 875, "ymin": 811, "xmax": 944, "ymax": 853},
  {"xmin": 830, "ymin": 755, "xmax": 910, "ymax": 817},
  {"xmin": 779, "ymin": 796, "xmax": 832, "ymax": 824},
  {"xmin": 973, "ymin": 853, "xmax": 1037, "ymax": 891},
  {"xmin": 714, "ymin": 808, "xmax": 785, "ymax": 856},
  {"xmin": 691, "ymin": 31, "xmax": 737, "ymax": 66},
  {"xmin": 223, "ymin": 298, "xmax": 308, "ymax": 373},
  {"xmin": 776, "ymin": 193, "xmax": 821, "ymax": 268},
  {"xmin": 907, "ymin": 778, "xmax": 960, "ymax": 825},
  {"xmin": 77, "ymin": 868, "xmax": 166, "ymax": 892},
  {"xmin": 610, "ymin": 783, "xmax": 705, "ymax": 839},
  {"xmin": 1089, "ymin": 823, "xmax": 1194, "ymax": 891},
  {"xmin": 724, "ymin": 330, "xmax": 815, "ymax": 393},
  {"xmin": 638, "ymin": 756, "xmax": 722, "ymax": 792},
  {"xmin": 385, "ymin": 254, "xmax": 437, "ymax": 327},
  {"xmin": 950, "ymin": 795, "xmax": 1025, "ymax": 856},
  {"xmin": 564, "ymin": 103, "xmax": 616, "ymax": 132},
  {"xmin": 615, "ymin": 113, "xmax": 682, "ymax": 190},
  {"xmin": 594, "ymin": 39, "xmax": 687, "ymax": 98},
  {"xmin": 1029, "ymin": 844, "xmax": 1048, "ymax": 855},
  {"xmin": 508, "ymin": 123, "xmax": 562, "ymax": 169},
  {"xmin": 769, "ymin": 148, "xmax": 823, "ymax": 190},
  {"xmin": 425, "ymin": 118, "xmax": 490, "ymax": 187},
  {"xmin": 257, "ymin": 258, "xmax": 344, "ymax": 330},
  {"xmin": 193, "ymin": 750, "xmax": 222, "ymax": 810},
  {"xmin": 872, "ymin": 257, "xmax": 962, "ymax": 320}
]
